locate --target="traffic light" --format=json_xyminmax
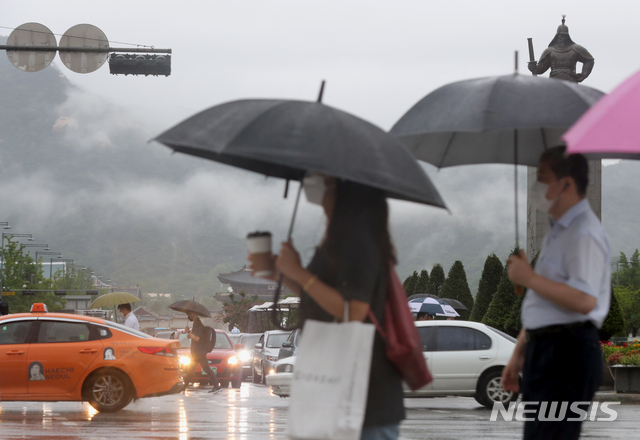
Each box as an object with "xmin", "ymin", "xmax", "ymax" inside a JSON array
[
  {"xmin": 0, "ymin": 301, "xmax": 9, "ymax": 316},
  {"xmin": 109, "ymin": 53, "xmax": 171, "ymax": 76}
]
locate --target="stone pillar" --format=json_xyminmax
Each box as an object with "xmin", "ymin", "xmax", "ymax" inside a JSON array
[{"xmin": 526, "ymin": 160, "xmax": 601, "ymax": 261}]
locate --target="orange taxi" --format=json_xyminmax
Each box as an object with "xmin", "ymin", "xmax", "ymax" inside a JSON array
[{"xmin": 0, "ymin": 304, "xmax": 183, "ymax": 412}]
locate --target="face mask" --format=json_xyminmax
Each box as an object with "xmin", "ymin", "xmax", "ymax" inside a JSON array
[
  {"xmin": 302, "ymin": 174, "xmax": 326, "ymax": 206},
  {"xmin": 530, "ymin": 180, "xmax": 566, "ymax": 213}
]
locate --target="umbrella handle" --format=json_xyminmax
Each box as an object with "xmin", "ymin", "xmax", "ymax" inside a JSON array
[
  {"xmin": 270, "ymin": 182, "xmax": 303, "ymax": 331},
  {"xmin": 514, "ymin": 285, "xmax": 523, "ymax": 295}
]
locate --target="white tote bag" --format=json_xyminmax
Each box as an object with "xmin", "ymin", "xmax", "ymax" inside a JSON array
[{"xmin": 287, "ymin": 315, "xmax": 376, "ymax": 440}]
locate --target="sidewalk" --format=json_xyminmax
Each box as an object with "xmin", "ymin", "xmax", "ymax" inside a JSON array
[{"xmin": 594, "ymin": 389, "xmax": 640, "ymax": 404}]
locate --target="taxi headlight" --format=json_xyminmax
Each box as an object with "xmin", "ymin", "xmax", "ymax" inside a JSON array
[
  {"xmin": 179, "ymin": 355, "xmax": 191, "ymax": 366},
  {"xmin": 238, "ymin": 350, "xmax": 251, "ymax": 362},
  {"xmin": 227, "ymin": 355, "xmax": 238, "ymax": 365}
]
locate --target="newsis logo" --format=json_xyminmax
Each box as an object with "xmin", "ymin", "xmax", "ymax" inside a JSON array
[{"xmin": 490, "ymin": 401, "xmax": 620, "ymax": 422}]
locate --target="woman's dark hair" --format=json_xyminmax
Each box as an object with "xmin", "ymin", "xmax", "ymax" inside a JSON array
[
  {"xmin": 539, "ymin": 146, "xmax": 589, "ymax": 196},
  {"xmin": 323, "ymin": 180, "xmax": 395, "ymax": 278}
]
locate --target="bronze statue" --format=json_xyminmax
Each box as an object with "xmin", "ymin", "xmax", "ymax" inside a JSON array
[{"xmin": 528, "ymin": 16, "xmax": 594, "ymax": 83}]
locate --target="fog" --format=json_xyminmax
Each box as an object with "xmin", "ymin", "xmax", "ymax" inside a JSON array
[{"xmin": 2, "ymin": 1, "xmax": 640, "ymax": 293}]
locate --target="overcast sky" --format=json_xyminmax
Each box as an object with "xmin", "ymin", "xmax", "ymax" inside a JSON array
[
  {"xmin": 4, "ymin": 0, "xmax": 640, "ymax": 131},
  {"xmin": 3, "ymin": 1, "xmax": 640, "ymax": 284}
]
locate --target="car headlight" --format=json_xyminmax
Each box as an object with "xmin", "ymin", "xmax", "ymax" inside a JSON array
[
  {"xmin": 266, "ymin": 355, "xmax": 279, "ymax": 362},
  {"xmin": 269, "ymin": 369, "xmax": 276, "ymax": 375},
  {"xmin": 238, "ymin": 350, "xmax": 251, "ymax": 362},
  {"xmin": 227, "ymin": 356, "xmax": 238, "ymax": 365},
  {"xmin": 179, "ymin": 356, "xmax": 191, "ymax": 366}
]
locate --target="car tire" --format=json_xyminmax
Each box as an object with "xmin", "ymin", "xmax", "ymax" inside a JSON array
[
  {"xmin": 260, "ymin": 363, "xmax": 266, "ymax": 384},
  {"xmin": 232, "ymin": 375, "xmax": 242, "ymax": 389},
  {"xmin": 475, "ymin": 369, "xmax": 518, "ymax": 409},
  {"xmin": 85, "ymin": 369, "xmax": 133, "ymax": 413},
  {"xmin": 219, "ymin": 380, "xmax": 229, "ymax": 388},
  {"xmin": 252, "ymin": 367, "xmax": 261, "ymax": 384}
]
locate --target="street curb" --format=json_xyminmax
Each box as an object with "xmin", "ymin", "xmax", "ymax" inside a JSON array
[{"xmin": 594, "ymin": 391, "xmax": 640, "ymax": 404}]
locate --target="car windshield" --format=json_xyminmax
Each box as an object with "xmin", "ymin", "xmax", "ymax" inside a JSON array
[
  {"xmin": 178, "ymin": 333, "xmax": 191, "ymax": 348},
  {"xmin": 243, "ymin": 334, "xmax": 262, "ymax": 348},
  {"xmin": 215, "ymin": 333, "xmax": 233, "ymax": 349},
  {"xmin": 487, "ymin": 326, "xmax": 517, "ymax": 343},
  {"xmin": 177, "ymin": 332, "xmax": 233, "ymax": 349},
  {"xmin": 266, "ymin": 333, "xmax": 291, "ymax": 348},
  {"xmin": 228, "ymin": 334, "xmax": 242, "ymax": 344}
]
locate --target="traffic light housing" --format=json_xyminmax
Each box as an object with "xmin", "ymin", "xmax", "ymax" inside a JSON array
[
  {"xmin": 109, "ymin": 53, "xmax": 171, "ymax": 76},
  {"xmin": 0, "ymin": 301, "xmax": 9, "ymax": 316}
]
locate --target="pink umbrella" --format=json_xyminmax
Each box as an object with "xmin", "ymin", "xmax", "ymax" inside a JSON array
[{"xmin": 563, "ymin": 70, "xmax": 640, "ymax": 159}]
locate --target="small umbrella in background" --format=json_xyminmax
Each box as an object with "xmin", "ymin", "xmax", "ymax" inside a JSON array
[
  {"xmin": 169, "ymin": 299, "xmax": 212, "ymax": 318},
  {"xmin": 407, "ymin": 294, "xmax": 468, "ymax": 311},
  {"xmin": 90, "ymin": 291, "xmax": 141, "ymax": 323},
  {"xmin": 90, "ymin": 291, "xmax": 141, "ymax": 309},
  {"xmin": 409, "ymin": 297, "xmax": 460, "ymax": 318},
  {"xmin": 564, "ymin": 69, "xmax": 640, "ymax": 160},
  {"xmin": 439, "ymin": 298, "xmax": 468, "ymax": 312}
]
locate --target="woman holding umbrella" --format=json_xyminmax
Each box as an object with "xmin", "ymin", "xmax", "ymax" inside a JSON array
[{"xmin": 251, "ymin": 174, "xmax": 405, "ymax": 440}]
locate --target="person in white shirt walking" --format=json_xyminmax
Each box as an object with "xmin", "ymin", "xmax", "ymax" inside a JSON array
[{"xmin": 118, "ymin": 303, "xmax": 140, "ymax": 331}]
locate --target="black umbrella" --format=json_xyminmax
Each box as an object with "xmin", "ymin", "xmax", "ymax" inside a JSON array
[
  {"xmin": 439, "ymin": 298, "xmax": 469, "ymax": 312},
  {"xmin": 169, "ymin": 299, "xmax": 212, "ymax": 318},
  {"xmin": 390, "ymin": 73, "xmax": 603, "ymax": 250},
  {"xmin": 155, "ymin": 98, "xmax": 446, "ymax": 209}
]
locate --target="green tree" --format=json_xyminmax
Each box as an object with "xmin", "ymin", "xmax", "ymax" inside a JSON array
[
  {"xmin": 441, "ymin": 261, "xmax": 474, "ymax": 319},
  {"xmin": 470, "ymin": 254, "xmax": 504, "ymax": 322},
  {"xmin": 428, "ymin": 264, "xmax": 445, "ymax": 296},
  {"xmin": 220, "ymin": 292, "xmax": 261, "ymax": 333},
  {"xmin": 415, "ymin": 269, "xmax": 430, "ymax": 294},
  {"xmin": 403, "ymin": 271, "xmax": 419, "ymax": 297},
  {"xmin": 599, "ymin": 286, "xmax": 626, "ymax": 341},
  {"xmin": 504, "ymin": 292, "xmax": 526, "ymax": 337},
  {"xmin": 1, "ymin": 237, "xmax": 65, "ymax": 313},
  {"xmin": 615, "ymin": 285, "xmax": 640, "ymax": 336},
  {"xmin": 481, "ymin": 267, "xmax": 516, "ymax": 332}
]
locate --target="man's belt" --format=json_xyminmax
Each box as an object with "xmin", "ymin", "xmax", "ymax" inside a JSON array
[{"xmin": 526, "ymin": 321, "xmax": 594, "ymax": 342}]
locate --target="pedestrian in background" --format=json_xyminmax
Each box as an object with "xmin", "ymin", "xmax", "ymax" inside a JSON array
[
  {"xmin": 502, "ymin": 146, "xmax": 611, "ymax": 440},
  {"xmin": 257, "ymin": 175, "xmax": 405, "ymax": 440},
  {"xmin": 184, "ymin": 311, "xmax": 221, "ymax": 393},
  {"xmin": 118, "ymin": 303, "xmax": 139, "ymax": 331}
]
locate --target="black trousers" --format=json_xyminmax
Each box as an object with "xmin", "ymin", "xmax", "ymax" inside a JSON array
[
  {"xmin": 522, "ymin": 324, "xmax": 602, "ymax": 440},
  {"xmin": 184, "ymin": 353, "xmax": 218, "ymax": 386}
]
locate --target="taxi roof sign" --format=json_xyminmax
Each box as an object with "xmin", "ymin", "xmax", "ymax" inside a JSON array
[{"xmin": 30, "ymin": 303, "xmax": 48, "ymax": 313}]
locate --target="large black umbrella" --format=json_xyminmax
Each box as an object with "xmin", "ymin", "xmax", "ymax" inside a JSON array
[
  {"xmin": 390, "ymin": 73, "xmax": 603, "ymax": 250},
  {"xmin": 169, "ymin": 299, "xmax": 211, "ymax": 318},
  {"xmin": 155, "ymin": 97, "xmax": 446, "ymax": 209}
]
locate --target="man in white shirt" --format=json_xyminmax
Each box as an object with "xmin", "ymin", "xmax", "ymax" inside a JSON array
[
  {"xmin": 118, "ymin": 303, "xmax": 140, "ymax": 331},
  {"xmin": 503, "ymin": 146, "xmax": 610, "ymax": 440}
]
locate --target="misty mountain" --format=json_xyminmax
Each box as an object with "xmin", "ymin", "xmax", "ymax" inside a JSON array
[{"xmin": 1, "ymin": 34, "xmax": 638, "ymax": 299}]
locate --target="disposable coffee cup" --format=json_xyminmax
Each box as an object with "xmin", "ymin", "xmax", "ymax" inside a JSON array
[{"xmin": 247, "ymin": 231, "xmax": 273, "ymax": 277}]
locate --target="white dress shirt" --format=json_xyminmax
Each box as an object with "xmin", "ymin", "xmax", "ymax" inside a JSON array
[
  {"xmin": 124, "ymin": 312, "xmax": 140, "ymax": 331},
  {"xmin": 522, "ymin": 199, "xmax": 611, "ymax": 330}
]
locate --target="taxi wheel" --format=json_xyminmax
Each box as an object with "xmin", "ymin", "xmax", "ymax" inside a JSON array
[
  {"xmin": 86, "ymin": 370, "xmax": 132, "ymax": 413},
  {"xmin": 219, "ymin": 380, "xmax": 229, "ymax": 388},
  {"xmin": 232, "ymin": 376, "xmax": 242, "ymax": 389}
]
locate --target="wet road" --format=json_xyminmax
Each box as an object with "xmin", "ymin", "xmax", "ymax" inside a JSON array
[{"xmin": 0, "ymin": 383, "xmax": 638, "ymax": 439}]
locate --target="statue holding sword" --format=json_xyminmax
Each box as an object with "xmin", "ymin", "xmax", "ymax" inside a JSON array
[{"xmin": 527, "ymin": 16, "xmax": 594, "ymax": 83}]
